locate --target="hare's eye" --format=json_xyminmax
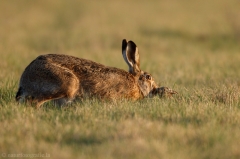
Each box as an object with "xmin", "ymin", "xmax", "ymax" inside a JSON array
[{"xmin": 146, "ymin": 75, "xmax": 151, "ymax": 80}]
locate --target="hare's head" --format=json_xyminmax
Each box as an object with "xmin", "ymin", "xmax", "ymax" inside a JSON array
[
  {"xmin": 122, "ymin": 39, "xmax": 157, "ymax": 97},
  {"xmin": 122, "ymin": 39, "xmax": 177, "ymax": 98},
  {"xmin": 138, "ymin": 72, "xmax": 158, "ymax": 97}
]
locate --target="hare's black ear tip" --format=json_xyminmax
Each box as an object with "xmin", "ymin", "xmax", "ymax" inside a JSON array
[
  {"xmin": 128, "ymin": 40, "xmax": 137, "ymax": 48},
  {"xmin": 122, "ymin": 39, "xmax": 128, "ymax": 50},
  {"xmin": 122, "ymin": 39, "xmax": 127, "ymax": 45}
]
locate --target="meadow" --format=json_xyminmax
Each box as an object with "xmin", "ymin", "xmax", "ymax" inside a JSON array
[{"xmin": 0, "ymin": 0, "xmax": 240, "ymax": 158}]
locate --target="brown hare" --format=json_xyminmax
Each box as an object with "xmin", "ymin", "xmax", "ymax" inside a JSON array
[{"xmin": 16, "ymin": 39, "xmax": 177, "ymax": 108}]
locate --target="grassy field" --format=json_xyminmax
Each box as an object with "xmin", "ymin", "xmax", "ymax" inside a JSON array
[{"xmin": 1, "ymin": 0, "xmax": 240, "ymax": 158}]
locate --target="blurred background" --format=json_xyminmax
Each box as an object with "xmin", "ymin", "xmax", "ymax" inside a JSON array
[{"xmin": 0, "ymin": 0, "xmax": 240, "ymax": 87}]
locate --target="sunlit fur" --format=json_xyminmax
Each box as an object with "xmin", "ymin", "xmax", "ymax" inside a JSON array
[{"xmin": 16, "ymin": 39, "xmax": 176, "ymax": 108}]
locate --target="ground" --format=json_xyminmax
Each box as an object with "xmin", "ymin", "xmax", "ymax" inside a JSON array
[{"xmin": 0, "ymin": 0, "xmax": 240, "ymax": 159}]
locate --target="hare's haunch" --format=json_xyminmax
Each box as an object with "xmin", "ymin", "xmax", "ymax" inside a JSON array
[{"xmin": 16, "ymin": 39, "xmax": 177, "ymax": 108}]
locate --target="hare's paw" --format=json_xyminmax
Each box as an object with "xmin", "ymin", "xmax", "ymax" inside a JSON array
[{"xmin": 154, "ymin": 87, "xmax": 178, "ymax": 98}]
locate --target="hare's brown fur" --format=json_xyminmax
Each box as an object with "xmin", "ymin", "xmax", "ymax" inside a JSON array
[{"xmin": 16, "ymin": 39, "xmax": 177, "ymax": 108}]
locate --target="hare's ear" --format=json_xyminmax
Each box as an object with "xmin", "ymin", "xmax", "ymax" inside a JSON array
[{"xmin": 122, "ymin": 39, "xmax": 141, "ymax": 75}]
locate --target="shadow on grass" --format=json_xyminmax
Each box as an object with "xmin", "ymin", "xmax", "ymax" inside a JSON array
[
  {"xmin": 61, "ymin": 135, "xmax": 105, "ymax": 146},
  {"xmin": 157, "ymin": 116, "xmax": 205, "ymax": 127}
]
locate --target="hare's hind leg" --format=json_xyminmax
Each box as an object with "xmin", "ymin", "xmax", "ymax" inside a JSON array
[
  {"xmin": 16, "ymin": 86, "xmax": 63, "ymax": 108},
  {"xmin": 16, "ymin": 84, "xmax": 78, "ymax": 108},
  {"xmin": 42, "ymin": 71, "xmax": 79, "ymax": 108},
  {"xmin": 34, "ymin": 96, "xmax": 73, "ymax": 109},
  {"xmin": 53, "ymin": 97, "xmax": 73, "ymax": 107},
  {"xmin": 34, "ymin": 98, "xmax": 55, "ymax": 109},
  {"xmin": 17, "ymin": 62, "xmax": 79, "ymax": 108},
  {"xmin": 15, "ymin": 90, "xmax": 52, "ymax": 108},
  {"xmin": 53, "ymin": 73, "xmax": 79, "ymax": 107},
  {"xmin": 15, "ymin": 87, "xmax": 41, "ymax": 106},
  {"xmin": 34, "ymin": 78, "xmax": 79, "ymax": 108}
]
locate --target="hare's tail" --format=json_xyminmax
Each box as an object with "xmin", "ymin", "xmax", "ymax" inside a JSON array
[{"xmin": 15, "ymin": 87, "xmax": 23, "ymax": 102}]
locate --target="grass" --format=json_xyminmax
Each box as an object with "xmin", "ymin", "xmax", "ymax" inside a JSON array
[{"xmin": 0, "ymin": 0, "xmax": 240, "ymax": 158}]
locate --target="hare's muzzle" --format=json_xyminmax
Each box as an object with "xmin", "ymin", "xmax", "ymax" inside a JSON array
[{"xmin": 154, "ymin": 87, "xmax": 178, "ymax": 98}]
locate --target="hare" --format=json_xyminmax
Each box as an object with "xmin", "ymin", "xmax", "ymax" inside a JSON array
[{"xmin": 16, "ymin": 39, "xmax": 177, "ymax": 108}]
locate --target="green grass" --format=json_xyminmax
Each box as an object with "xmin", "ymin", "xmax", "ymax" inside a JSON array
[{"xmin": 1, "ymin": 0, "xmax": 240, "ymax": 158}]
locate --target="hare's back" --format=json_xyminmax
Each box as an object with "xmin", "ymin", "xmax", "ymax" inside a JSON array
[
  {"xmin": 40, "ymin": 54, "xmax": 141, "ymax": 99},
  {"xmin": 38, "ymin": 54, "xmax": 105, "ymax": 70}
]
